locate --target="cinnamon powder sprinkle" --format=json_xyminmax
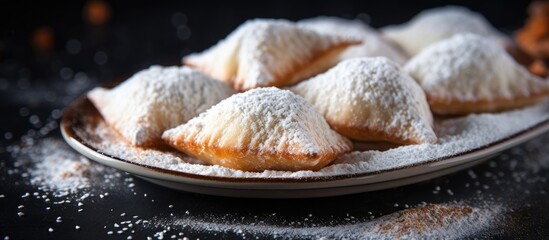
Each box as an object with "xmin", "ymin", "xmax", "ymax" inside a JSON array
[{"xmin": 378, "ymin": 203, "xmax": 477, "ymax": 238}]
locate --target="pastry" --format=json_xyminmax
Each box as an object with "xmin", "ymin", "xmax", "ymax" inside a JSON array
[
  {"xmin": 529, "ymin": 58, "xmax": 549, "ymax": 77},
  {"xmin": 298, "ymin": 16, "xmax": 407, "ymax": 65},
  {"xmin": 382, "ymin": 6, "xmax": 506, "ymax": 57},
  {"xmin": 515, "ymin": 1, "xmax": 549, "ymax": 77},
  {"xmin": 183, "ymin": 19, "xmax": 359, "ymax": 91},
  {"xmin": 88, "ymin": 65, "xmax": 235, "ymax": 147},
  {"xmin": 405, "ymin": 33, "xmax": 549, "ymax": 115},
  {"xmin": 516, "ymin": 1, "xmax": 549, "ymax": 58},
  {"xmin": 290, "ymin": 57, "xmax": 436, "ymax": 145},
  {"xmin": 162, "ymin": 87, "xmax": 353, "ymax": 171}
]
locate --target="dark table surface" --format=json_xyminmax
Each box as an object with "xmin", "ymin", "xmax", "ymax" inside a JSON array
[{"xmin": 1, "ymin": 1, "xmax": 548, "ymax": 239}]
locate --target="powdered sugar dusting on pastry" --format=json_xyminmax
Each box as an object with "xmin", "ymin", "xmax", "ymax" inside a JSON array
[
  {"xmin": 184, "ymin": 19, "xmax": 357, "ymax": 91},
  {"xmin": 291, "ymin": 57, "xmax": 436, "ymax": 145},
  {"xmin": 298, "ymin": 17, "xmax": 408, "ymax": 65},
  {"xmin": 405, "ymin": 34, "xmax": 549, "ymax": 109},
  {"xmin": 87, "ymin": 65, "xmax": 235, "ymax": 146},
  {"xmin": 85, "ymin": 96, "xmax": 549, "ymax": 178},
  {"xmin": 336, "ymin": 102, "xmax": 549, "ymax": 170},
  {"xmin": 162, "ymin": 87, "xmax": 352, "ymax": 158},
  {"xmin": 382, "ymin": 6, "xmax": 505, "ymax": 57}
]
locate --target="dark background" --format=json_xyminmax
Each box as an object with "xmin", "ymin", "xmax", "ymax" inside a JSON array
[
  {"xmin": 0, "ymin": 0, "xmax": 534, "ymax": 85},
  {"xmin": 2, "ymin": 0, "xmax": 548, "ymax": 239}
]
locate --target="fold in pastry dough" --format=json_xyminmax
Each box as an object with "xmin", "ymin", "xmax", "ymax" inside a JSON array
[
  {"xmin": 382, "ymin": 6, "xmax": 506, "ymax": 57},
  {"xmin": 290, "ymin": 57, "xmax": 437, "ymax": 145},
  {"xmin": 88, "ymin": 66, "xmax": 235, "ymax": 147},
  {"xmin": 162, "ymin": 87, "xmax": 353, "ymax": 171},
  {"xmin": 183, "ymin": 19, "xmax": 359, "ymax": 91},
  {"xmin": 405, "ymin": 34, "xmax": 549, "ymax": 115},
  {"xmin": 298, "ymin": 16, "xmax": 407, "ymax": 65}
]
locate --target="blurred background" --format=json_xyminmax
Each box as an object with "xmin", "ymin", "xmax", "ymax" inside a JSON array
[
  {"xmin": 0, "ymin": 1, "xmax": 546, "ymax": 239},
  {"xmin": 0, "ymin": 0, "xmax": 534, "ymax": 110}
]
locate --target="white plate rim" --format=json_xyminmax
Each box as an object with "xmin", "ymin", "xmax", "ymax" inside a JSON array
[{"xmin": 60, "ymin": 96, "xmax": 549, "ymax": 191}]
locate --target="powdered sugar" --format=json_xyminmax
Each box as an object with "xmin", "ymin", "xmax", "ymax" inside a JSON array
[
  {"xmin": 82, "ymin": 98, "xmax": 549, "ymax": 178},
  {"xmin": 184, "ymin": 19, "xmax": 354, "ymax": 90},
  {"xmin": 88, "ymin": 65, "xmax": 234, "ymax": 146},
  {"xmin": 298, "ymin": 16, "xmax": 408, "ymax": 65},
  {"xmin": 140, "ymin": 202, "xmax": 501, "ymax": 239},
  {"xmin": 163, "ymin": 87, "xmax": 351, "ymax": 156},
  {"xmin": 7, "ymin": 137, "xmax": 127, "ymax": 199},
  {"xmin": 382, "ymin": 6, "xmax": 505, "ymax": 57},
  {"xmin": 4, "ymin": 95, "xmax": 547, "ymax": 240},
  {"xmin": 4, "ymin": 130, "xmax": 520, "ymax": 239},
  {"xmin": 290, "ymin": 57, "xmax": 436, "ymax": 144},
  {"xmin": 335, "ymin": 102, "xmax": 549, "ymax": 170},
  {"xmin": 405, "ymin": 34, "xmax": 549, "ymax": 104},
  {"xmin": 28, "ymin": 140, "xmax": 93, "ymax": 197}
]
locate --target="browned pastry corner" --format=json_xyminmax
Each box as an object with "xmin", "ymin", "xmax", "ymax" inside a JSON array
[
  {"xmin": 516, "ymin": 1, "xmax": 549, "ymax": 57},
  {"xmin": 529, "ymin": 58, "xmax": 549, "ymax": 77},
  {"xmin": 505, "ymin": 43, "xmax": 534, "ymax": 67},
  {"xmin": 506, "ymin": 42, "xmax": 549, "ymax": 78},
  {"xmin": 515, "ymin": 1, "xmax": 549, "ymax": 77},
  {"xmin": 426, "ymin": 91, "xmax": 549, "ymax": 115}
]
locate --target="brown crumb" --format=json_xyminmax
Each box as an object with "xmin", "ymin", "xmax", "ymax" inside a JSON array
[
  {"xmin": 59, "ymin": 171, "xmax": 75, "ymax": 179},
  {"xmin": 58, "ymin": 161, "xmax": 91, "ymax": 180},
  {"xmin": 378, "ymin": 203, "xmax": 477, "ymax": 238},
  {"xmin": 71, "ymin": 161, "xmax": 88, "ymax": 173}
]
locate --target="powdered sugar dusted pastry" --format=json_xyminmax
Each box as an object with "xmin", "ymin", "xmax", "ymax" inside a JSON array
[
  {"xmin": 382, "ymin": 6, "xmax": 506, "ymax": 57},
  {"xmin": 162, "ymin": 87, "xmax": 352, "ymax": 171},
  {"xmin": 183, "ymin": 19, "xmax": 359, "ymax": 91},
  {"xmin": 405, "ymin": 34, "xmax": 549, "ymax": 115},
  {"xmin": 298, "ymin": 17, "xmax": 407, "ymax": 65},
  {"xmin": 290, "ymin": 57, "xmax": 436, "ymax": 145},
  {"xmin": 88, "ymin": 66, "xmax": 235, "ymax": 147}
]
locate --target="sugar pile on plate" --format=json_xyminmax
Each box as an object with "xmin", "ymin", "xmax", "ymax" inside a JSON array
[{"xmin": 84, "ymin": 101, "xmax": 549, "ymax": 178}]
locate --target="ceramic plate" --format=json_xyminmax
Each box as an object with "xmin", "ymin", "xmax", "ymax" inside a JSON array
[{"xmin": 61, "ymin": 94, "xmax": 549, "ymax": 198}]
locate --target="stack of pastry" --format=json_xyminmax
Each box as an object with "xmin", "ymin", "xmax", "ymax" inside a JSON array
[{"xmin": 88, "ymin": 7, "xmax": 549, "ymax": 172}]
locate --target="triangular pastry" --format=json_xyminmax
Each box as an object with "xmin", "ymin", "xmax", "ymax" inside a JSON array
[
  {"xmin": 162, "ymin": 87, "xmax": 353, "ymax": 171},
  {"xmin": 183, "ymin": 19, "xmax": 359, "ymax": 91},
  {"xmin": 290, "ymin": 57, "xmax": 437, "ymax": 145},
  {"xmin": 405, "ymin": 33, "xmax": 549, "ymax": 115},
  {"xmin": 298, "ymin": 16, "xmax": 407, "ymax": 65},
  {"xmin": 88, "ymin": 65, "xmax": 235, "ymax": 147},
  {"xmin": 382, "ymin": 6, "xmax": 506, "ymax": 57}
]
